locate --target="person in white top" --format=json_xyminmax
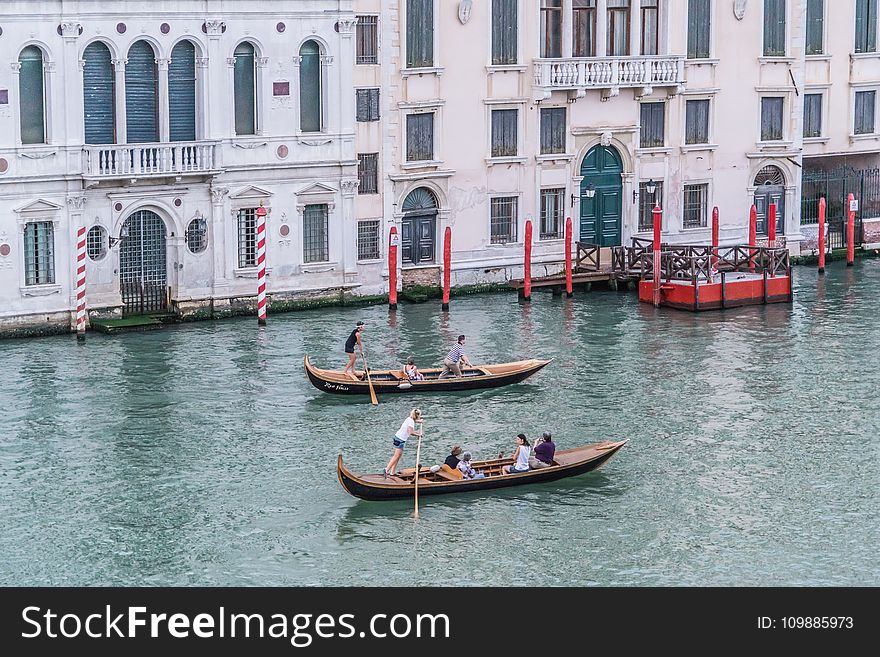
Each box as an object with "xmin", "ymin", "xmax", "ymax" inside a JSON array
[
  {"xmin": 384, "ymin": 408, "xmax": 424, "ymax": 478},
  {"xmin": 502, "ymin": 433, "xmax": 531, "ymax": 474}
]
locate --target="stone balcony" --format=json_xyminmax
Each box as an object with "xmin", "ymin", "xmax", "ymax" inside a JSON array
[
  {"xmin": 82, "ymin": 141, "xmax": 221, "ymax": 182},
  {"xmin": 533, "ymin": 55, "xmax": 686, "ymax": 100}
]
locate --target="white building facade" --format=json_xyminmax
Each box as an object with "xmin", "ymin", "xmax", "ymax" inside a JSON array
[{"xmin": 0, "ymin": 0, "xmax": 358, "ymax": 337}]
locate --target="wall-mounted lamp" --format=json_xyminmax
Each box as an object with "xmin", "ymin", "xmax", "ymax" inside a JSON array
[
  {"xmin": 108, "ymin": 224, "xmax": 129, "ymax": 249},
  {"xmin": 574, "ymin": 183, "xmax": 596, "ymax": 209},
  {"xmin": 646, "ymin": 179, "xmax": 657, "ymax": 196}
]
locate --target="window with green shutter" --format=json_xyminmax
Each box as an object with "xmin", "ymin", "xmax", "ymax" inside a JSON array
[
  {"xmin": 855, "ymin": 0, "xmax": 877, "ymax": 53},
  {"xmin": 407, "ymin": 0, "xmax": 434, "ymax": 68},
  {"xmin": 806, "ymin": 0, "xmax": 824, "ymax": 55},
  {"xmin": 540, "ymin": 107, "xmax": 566, "ymax": 155},
  {"xmin": 763, "ymin": 0, "xmax": 786, "ymax": 56},
  {"xmin": 854, "ymin": 91, "xmax": 876, "ymax": 135},
  {"xmin": 83, "ymin": 42, "xmax": 115, "ymax": 145},
  {"xmin": 19, "ymin": 46, "xmax": 46, "ymax": 145},
  {"xmin": 125, "ymin": 40, "xmax": 159, "ymax": 143},
  {"xmin": 492, "ymin": 0, "xmax": 518, "ymax": 65},
  {"xmin": 169, "ymin": 40, "xmax": 197, "ymax": 142},
  {"xmin": 687, "ymin": 0, "xmax": 710, "ymax": 58},
  {"xmin": 491, "ymin": 109, "xmax": 518, "ymax": 157},
  {"xmin": 300, "ymin": 41, "xmax": 322, "ymax": 133},
  {"xmin": 640, "ymin": 102, "xmax": 665, "ymax": 148},
  {"xmin": 761, "ymin": 97, "xmax": 785, "ymax": 141},
  {"xmin": 685, "ymin": 99, "xmax": 710, "ymax": 144},
  {"xmin": 234, "ymin": 42, "xmax": 256, "ymax": 136},
  {"xmin": 803, "ymin": 93, "xmax": 822, "ymax": 137}
]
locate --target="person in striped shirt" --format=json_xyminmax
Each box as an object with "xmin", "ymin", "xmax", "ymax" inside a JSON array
[{"xmin": 438, "ymin": 334, "xmax": 473, "ymax": 379}]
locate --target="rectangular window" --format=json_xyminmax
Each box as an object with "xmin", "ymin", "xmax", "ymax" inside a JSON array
[
  {"xmin": 23, "ymin": 221, "xmax": 54, "ymax": 285},
  {"xmin": 607, "ymin": 0, "xmax": 631, "ymax": 56},
  {"xmin": 491, "ymin": 109, "xmax": 518, "ymax": 157},
  {"xmin": 541, "ymin": 0, "xmax": 563, "ymax": 58},
  {"xmin": 641, "ymin": 0, "xmax": 659, "ymax": 55},
  {"xmin": 685, "ymin": 99, "xmax": 710, "ymax": 144},
  {"xmin": 490, "ymin": 197, "xmax": 518, "ymax": 244},
  {"xmin": 492, "ymin": 0, "xmax": 518, "ymax": 65},
  {"xmin": 764, "ymin": 0, "xmax": 786, "ymax": 56},
  {"xmin": 356, "ymin": 15, "xmax": 379, "ymax": 64},
  {"xmin": 356, "ymin": 88, "xmax": 380, "ymax": 122},
  {"xmin": 573, "ymin": 0, "xmax": 597, "ymax": 57},
  {"xmin": 406, "ymin": 112, "xmax": 434, "ymax": 161},
  {"xmin": 406, "ymin": 0, "xmax": 434, "ymax": 68},
  {"xmin": 761, "ymin": 97, "xmax": 785, "ymax": 141},
  {"xmin": 683, "ymin": 184, "xmax": 708, "ymax": 229},
  {"xmin": 357, "ymin": 220, "xmax": 381, "ymax": 261},
  {"xmin": 687, "ymin": 0, "xmax": 711, "ymax": 59},
  {"xmin": 640, "ymin": 102, "xmax": 665, "ymax": 148},
  {"xmin": 638, "ymin": 181, "xmax": 664, "ymax": 231},
  {"xmin": 803, "ymin": 93, "xmax": 823, "ymax": 137},
  {"xmin": 806, "ymin": 0, "xmax": 824, "ymax": 55},
  {"xmin": 540, "ymin": 107, "xmax": 566, "ymax": 154},
  {"xmin": 855, "ymin": 0, "xmax": 878, "ymax": 53},
  {"xmin": 540, "ymin": 189, "xmax": 565, "ymax": 240},
  {"xmin": 855, "ymin": 90, "xmax": 877, "ymax": 135},
  {"xmin": 303, "ymin": 204, "xmax": 329, "ymax": 263},
  {"xmin": 358, "ymin": 153, "xmax": 379, "ymax": 194},
  {"xmin": 237, "ymin": 208, "xmax": 257, "ymax": 268}
]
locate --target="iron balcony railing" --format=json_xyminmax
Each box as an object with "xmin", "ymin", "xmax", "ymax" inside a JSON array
[
  {"xmin": 533, "ymin": 55, "xmax": 686, "ymax": 91},
  {"xmin": 83, "ymin": 141, "xmax": 220, "ymax": 178}
]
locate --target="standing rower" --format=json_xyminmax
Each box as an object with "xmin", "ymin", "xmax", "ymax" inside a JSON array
[{"xmin": 343, "ymin": 321, "xmax": 365, "ymax": 380}]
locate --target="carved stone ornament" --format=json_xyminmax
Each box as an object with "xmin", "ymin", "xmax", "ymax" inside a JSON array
[
  {"xmin": 67, "ymin": 195, "xmax": 86, "ymax": 210},
  {"xmin": 733, "ymin": 0, "xmax": 747, "ymax": 21},
  {"xmin": 458, "ymin": 0, "xmax": 473, "ymax": 25},
  {"xmin": 210, "ymin": 187, "xmax": 229, "ymax": 204},
  {"xmin": 341, "ymin": 179, "xmax": 360, "ymax": 195},
  {"xmin": 600, "ymin": 131, "xmax": 613, "ymax": 147}
]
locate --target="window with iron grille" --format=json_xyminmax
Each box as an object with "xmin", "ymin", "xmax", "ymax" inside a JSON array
[
  {"xmin": 641, "ymin": 0, "xmax": 659, "ymax": 55},
  {"xmin": 186, "ymin": 216, "xmax": 208, "ymax": 254},
  {"xmin": 303, "ymin": 204, "xmax": 329, "ymax": 263},
  {"xmin": 491, "ymin": 109, "xmax": 518, "ymax": 157},
  {"xmin": 855, "ymin": 90, "xmax": 876, "ymax": 135},
  {"xmin": 356, "ymin": 88, "xmax": 380, "ymax": 122},
  {"xmin": 573, "ymin": 0, "xmax": 597, "ymax": 57},
  {"xmin": 541, "ymin": 0, "xmax": 563, "ymax": 57},
  {"xmin": 687, "ymin": 0, "xmax": 710, "ymax": 58},
  {"xmin": 490, "ymin": 197, "xmax": 518, "ymax": 244},
  {"xmin": 356, "ymin": 15, "xmax": 379, "ymax": 64},
  {"xmin": 540, "ymin": 107, "xmax": 566, "ymax": 154},
  {"xmin": 804, "ymin": 93, "xmax": 823, "ymax": 137},
  {"xmin": 764, "ymin": 0, "xmax": 786, "ymax": 56},
  {"xmin": 806, "ymin": 0, "xmax": 824, "ymax": 55},
  {"xmin": 685, "ymin": 99, "xmax": 710, "ymax": 144},
  {"xmin": 638, "ymin": 181, "xmax": 664, "ymax": 231},
  {"xmin": 855, "ymin": 0, "xmax": 877, "ymax": 53},
  {"xmin": 357, "ymin": 220, "xmax": 381, "ymax": 261},
  {"xmin": 640, "ymin": 102, "xmax": 665, "ymax": 148},
  {"xmin": 237, "ymin": 208, "xmax": 257, "ymax": 268},
  {"xmin": 761, "ymin": 97, "xmax": 785, "ymax": 141},
  {"xmin": 540, "ymin": 189, "xmax": 565, "ymax": 239},
  {"xmin": 607, "ymin": 0, "xmax": 631, "ymax": 56},
  {"xmin": 406, "ymin": 0, "xmax": 434, "ymax": 68},
  {"xmin": 683, "ymin": 184, "xmax": 708, "ymax": 229},
  {"xmin": 87, "ymin": 225, "xmax": 107, "ymax": 261},
  {"xmin": 492, "ymin": 0, "xmax": 518, "ymax": 64},
  {"xmin": 406, "ymin": 112, "xmax": 434, "ymax": 161},
  {"xmin": 23, "ymin": 221, "xmax": 55, "ymax": 285},
  {"xmin": 358, "ymin": 153, "xmax": 379, "ymax": 194}
]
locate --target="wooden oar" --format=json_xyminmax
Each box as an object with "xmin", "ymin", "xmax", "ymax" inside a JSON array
[
  {"xmin": 358, "ymin": 344, "xmax": 378, "ymax": 406},
  {"xmin": 414, "ymin": 421, "xmax": 424, "ymax": 519}
]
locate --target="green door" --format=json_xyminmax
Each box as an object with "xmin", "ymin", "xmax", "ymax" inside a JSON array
[{"xmin": 580, "ymin": 145, "xmax": 623, "ymax": 246}]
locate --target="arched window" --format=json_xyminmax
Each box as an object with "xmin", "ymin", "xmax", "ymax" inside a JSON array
[
  {"xmin": 83, "ymin": 42, "xmax": 115, "ymax": 144},
  {"xmin": 126, "ymin": 40, "xmax": 159, "ymax": 143},
  {"xmin": 169, "ymin": 41, "xmax": 197, "ymax": 141},
  {"xmin": 233, "ymin": 42, "xmax": 256, "ymax": 136},
  {"xmin": 299, "ymin": 40, "xmax": 322, "ymax": 133},
  {"xmin": 19, "ymin": 46, "xmax": 46, "ymax": 144}
]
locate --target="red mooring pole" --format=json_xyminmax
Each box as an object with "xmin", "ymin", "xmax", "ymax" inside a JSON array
[
  {"xmin": 711, "ymin": 207, "xmax": 719, "ymax": 277},
  {"xmin": 388, "ymin": 226, "xmax": 398, "ymax": 309},
  {"xmin": 256, "ymin": 203, "xmax": 267, "ymax": 325},
  {"xmin": 847, "ymin": 193, "xmax": 856, "ymax": 266},
  {"xmin": 564, "ymin": 216, "xmax": 573, "ymax": 297},
  {"xmin": 653, "ymin": 203, "xmax": 662, "ymax": 308},
  {"xmin": 818, "ymin": 197, "xmax": 826, "ymax": 274},
  {"xmin": 749, "ymin": 205, "xmax": 757, "ymax": 273},
  {"xmin": 523, "ymin": 219, "xmax": 533, "ymax": 302},
  {"xmin": 442, "ymin": 226, "xmax": 451, "ymax": 310},
  {"xmin": 768, "ymin": 203, "xmax": 777, "ymax": 249},
  {"xmin": 75, "ymin": 226, "xmax": 87, "ymax": 341}
]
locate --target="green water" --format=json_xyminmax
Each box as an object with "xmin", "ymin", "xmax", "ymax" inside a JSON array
[{"xmin": 1, "ymin": 262, "xmax": 878, "ymax": 586}]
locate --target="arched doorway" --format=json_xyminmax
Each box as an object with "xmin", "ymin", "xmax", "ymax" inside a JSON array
[
  {"xmin": 119, "ymin": 210, "xmax": 168, "ymax": 315},
  {"xmin": 401, "ymin": 187, "xmax": 437, "ymax": 266},
  {"xmin": 754, "ymin": 165, "xmax": 785, "ymax": 236},
  {"xmin": 580, "ymin": 145, "xmax": 623, "ymax": 246}
]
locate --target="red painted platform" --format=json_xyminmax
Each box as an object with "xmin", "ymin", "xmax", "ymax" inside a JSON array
[{"xmin": 638, "ymin": 272, "xmax": 792, "ymax": 311}]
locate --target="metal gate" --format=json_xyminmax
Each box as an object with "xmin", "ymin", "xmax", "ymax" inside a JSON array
[{"xmin": 119, "ymin": 210, "xmax": 168, "ymax": 315}]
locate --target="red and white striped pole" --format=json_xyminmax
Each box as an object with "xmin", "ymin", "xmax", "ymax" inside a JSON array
[
  {"xmin": 75, "ymin": 226, "xmax": 87, "ymax": 341},
  {"xmin": 652, "ymin": 203, "xmax": 662, "ymax": 308},
  {"xmin": 256, "ymin": 203, "xmax": 267, "ymax": 325}
]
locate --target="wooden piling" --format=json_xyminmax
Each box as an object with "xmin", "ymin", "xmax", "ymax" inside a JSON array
[
  {"xmin": 653, "ymin": 203, "xmax": 662, "ymax": 307},
  {"xmin": 818, "ymin": 197, "xmax": 826, "ymax": 274},
  {"xmin": 442, "ymin": 226, "xmax": 451, "ymax": 310},
  {"xmin": 847, "ymin": 193, "xmax": 855, "ymax": 266},
  {"xmin": 523, "ymin": 219, "xmax": 532, "ymax": 302},
  {"xmin": 388, "ymin": 226, "xmax": 398, "ymax": 309},
  {"xmin": 564, "ymin": 216, "xmax": 573, "ymax": 297},
  {"xmin": 749, "ymin": 205, "xmax": 757, "ymax": 273}
]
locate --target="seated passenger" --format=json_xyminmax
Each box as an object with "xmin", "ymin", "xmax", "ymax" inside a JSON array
[
  {"xmin": 502, "ymin": 434, "xmax": 531, "ymax": 475},
  {"xmin": 529, "ymin": 431, "xmax": 556, "ymax": 469},
  {"xmin": 457, "ymin": 452, "xmax": 486, "ymax": 480},
  {"xmin": 444, "ymin": 445, "xmax": 463, "ymax": 470},
  {"xmin": 404, "ymin": 357, "xmax": 425, "ymax": 381}
]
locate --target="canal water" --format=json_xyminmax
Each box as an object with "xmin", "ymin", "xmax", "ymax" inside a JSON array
[{"xmin": 1, "ymin": 261, "xmax": 878, "ymax": 587}]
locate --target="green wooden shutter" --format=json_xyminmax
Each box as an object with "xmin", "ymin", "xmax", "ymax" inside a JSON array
[
  {"xmin": 407, "ymin": 0, "xmax": 433, "ymax": 67},
  {"xmin": 805, "ymin": 0, "xmax": 824, "ymax": 55},
  {"xmin": 234, "ymin": 42, "xmax": 256, "ymax": 136},
  {"xmin": 125, "ymin": 41, "xmax": 159, "ymax": 143},
  {"xmin": 764, "ymin": 0, "xmax": 786, "ymax": 56},
  {"xmin": 169, "ymin": 41, "xmax": 196, "ymax": 142},
  {"xmin": 19, "ymin": 46, "xmax": 45, "ymax": 144},
  {"xmin": 855, "ymin": 0, "xmax": 878, "ymax": 53},
  {"xmin": 687, "ymin": 0, "xmax": 710, "ymax": 58},
  {"xmin": 83, "ymin": 42, "xmax": 114, "ymax": 144},
  {"xmin": 300, "ymin": 41, "xmax": 322, "ymax": 132},
  {"xmin": 492, "ymin": 0, "xmax": 518, "ymax": 65}
]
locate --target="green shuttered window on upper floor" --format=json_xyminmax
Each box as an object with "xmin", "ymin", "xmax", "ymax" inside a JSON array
[
  {"xmin": 234, "ymin": 42, "xmax": 256, "ymax": 136},
  {"xmin": 169, "ymin": 41, "xmax": 197, "ymax": 142},
  {"xmin": 125, "ymin": 40, "xmax": 159, "ymax": 143},
  {"xmin": 300, "ymin": 40, "xmax": 322, "ymax": 133},
  {"xmin": 407, "ymin": 0, "xmax": 434, "ymax": 68},
  {"xmin": 687, "ymin": 0, "xmax": 710, "ymax": 59},
  {"xmin": 19, "ymin": 46, "xmax": 46, "ymax": 144},
  {"xmin": 764, "ymin": 0, "xmax": 786, "ymax": 56},
  {"xmin": 83, "ymin": 42, "xmax": 115, "ymax": 144},
  {"xmin": 855, "ymin": 0, "xmax": 878, "ymax": 53},
  {"xmin": 492, "ymin": 0, "xmax": 518, "ymax": 65}
]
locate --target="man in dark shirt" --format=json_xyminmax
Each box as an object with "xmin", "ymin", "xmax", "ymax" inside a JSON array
[
  {"xmin": 529, "ymin": 431, "xmax": 556, "ymax": 469},
  {"xmin": 343, "ymin": 321, "xmax": 364, "ymax": 380},
  {"xmin": 444, "ymin": 445, "xmax": 463, "ymax": 470}
]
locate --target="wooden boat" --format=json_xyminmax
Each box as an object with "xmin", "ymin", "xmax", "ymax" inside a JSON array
[
  {"xmin": 337, "ymin": 440, "xmax": 627, "ymax": 501},
  {"xmin": 304, "ymin": 355, "xmax": 551, "ymax": 395}
]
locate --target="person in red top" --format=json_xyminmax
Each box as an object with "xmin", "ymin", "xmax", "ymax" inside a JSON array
[{"xmin": 529, "ymin": 431, "xmax": 556, "ymax": 469}]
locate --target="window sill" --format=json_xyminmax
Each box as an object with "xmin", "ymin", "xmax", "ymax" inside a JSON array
[
  {"xmin": 680, "ymin": 144, "xmax": 718, "ymax": 152},
  {"xmin": 230, "ymin": 138, "xmax": 269, "ymax": 149},
  {"xmin": 758, "ymin": 56, "xmax": 795, "ymax": 64},
  {"xmin": 234, "ymin": 267, "xmax": 272, "ymax": 278},
  {"xmin": 680, "ymin": 226, "xmax": 710, "ymax": 232},
  {"xmin": 401, "ymin": 262, "xmax": 438, "ymax": 270},
  {"xmin": 850, "ymin": 133, "xmax": 880, "ymax": 142},
  {"xmin": 684, "ymin": 58, "xmax": 719, "ymax": 66},
  {"xmin": 487, "ymin": 241, "xmax": 520, "ymax": 248},
  {"xmin": 636, "ymin": 147, "xmax": 672, "ymax": 155},
  {"xmin": 356, "ymin": 258, "xmax": 383, "ymax": 265},
  {"xmin": 805, "ymin": 54, "xmax": 832, "ymax": 61},
  {"xmin": 301, "ymin": 262, "xmax": 338, "ymax": 273},
  {"xmin": 486, "ymin": 156, "xmax": 527, "ymax": 166},
  {"xmin": 400, "ymin": 159, "xmax": 444, "ymax": 170},
  {"xmin": 803, "ymin": 136, "xmax": 829, "ymax": 144},
  {"xmin": 850, "ymin": 52, "xmax": 880, "ymax": 60},
  {"xmin": 756, "ymin": 140, "xmax": 794, "ymax": 149},
  {"xmin": 486, "ymin": 64, "xmax": 528, "ymax": 74},
  {"xmin": 538, "ymin": 237, "xmax": 565, "ymax": 244},
  {"xmin": 535, "ymin": 153, "xmax": 573, "ymax": 163},
  {"xmin": 21, "ymin": 284, "xmax": 62, "ymax": 297},
  {"xmin": 401, "ymin": 67, "xmax": 445, "ymax": 77}
]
